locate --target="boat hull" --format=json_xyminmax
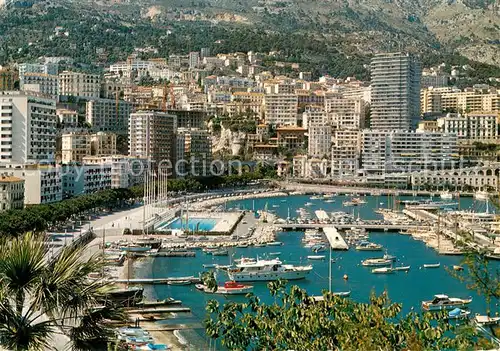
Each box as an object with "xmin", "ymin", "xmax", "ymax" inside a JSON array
[{"xmin": 228, "ymin": 270, "xmax": 311, "ymax": 282}]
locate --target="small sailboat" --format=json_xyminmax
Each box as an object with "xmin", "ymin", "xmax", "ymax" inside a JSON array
[
  {"xmin": 440, "ymin": 191, "xmax": 453, "ymax": 200},
  {"xmin": 212, "ymin": 249, "xmax": 229, "ymax": 256},
  {"xmin": 203, "ymin": 263, "xmax": 217, "ymax": 269},
  {"xmin": 372, "ymin": 267, "xmax": 394, "ymax": 274},
  {"xmin": 168, "ymin": 280, "xmax": 191, "ymax": 286},
  {"xmin": 356, "ymin": 242, "xmax": 383, "ymax": 251},
  {"xmin": 361, "ymin": 258, "xmax": 392, "ymax": 267},
  {"xmin": 197, "ymin": 281, "xmax": 253, "ymax": 295},
  {"xmin": 423, "ymin": 263, "xmax": 441, "ymax": 269},
  {"xmin": 393, "ymin": 266, "xmax": 411, "ymax": 272},
  {"xmin": 267, "ymin": 241, "xmax": 283, "ymax": 246},
  {"xmin": 307, "ymin": 255, "xmax": 326, "ymax": 260}
]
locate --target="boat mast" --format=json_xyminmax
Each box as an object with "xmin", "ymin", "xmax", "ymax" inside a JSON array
[
  {"xmin": 102, "ymin": 226, "xmax": 106, "ymax": 277},
  {"xmin": 328, "ymin": 245, "xmax": 332, "ymax": 293},
  {"xmin": 437, "ymin": 211, "xmax": 441, "ymax": 253}
]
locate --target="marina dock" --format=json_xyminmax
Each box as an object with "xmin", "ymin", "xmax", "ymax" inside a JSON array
[
  {"xmin": 323, "ymin": 227, "xmax": 349, "ymax": 250},
  {"xmin": 279, "ymin": 223, "xmax": 425, "ymax": 231},
  {"xmin": 127, "ymin": 307, "xmax": 191, "ymax": 314},
  {"xmin": 112, "ymin": 277, "xmax": 201, "ymax": 285}
]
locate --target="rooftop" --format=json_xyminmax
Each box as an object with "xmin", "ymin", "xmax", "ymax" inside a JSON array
[{"xmin": 0, "ymin": 176, "xmax": 24, "ymax": 183}]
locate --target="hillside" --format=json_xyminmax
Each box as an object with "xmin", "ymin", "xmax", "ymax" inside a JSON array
[{"xmin": 0, "ymin": 0, "xmax": 498, "ymax": 79}]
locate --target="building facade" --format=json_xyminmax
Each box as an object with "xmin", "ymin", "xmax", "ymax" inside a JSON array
[
  {"xmin": 83, "ymin": 155, "xmax": 148, "ymax": 189},
  {"xmin": 264, "ymin": 94, "xmax": 298, "ymax": 126},
  {"xmin": 370, "ymin": 52, "xmax": 421, "ymax": 130},
  {"xmin": 61, "ymin": 132, "xmax": 91, "ymax": 163},
  {"xmin": 361, "ymin": 130, "xmax": 458, "ymax": 174},
  {"xmin": 59, "ymin": 71, "xmax": 101, "ymax": 98},
  {"xmin": 10, "ymin": 165, "xmax": 62, "ymax": 205},
  {"xmin": 86, "ymin": 98, "xmax": 133, "ymax": 134},
  {"xmin": 129, "ymin": 110, "xmax": 177, "ymax": 169},
  {"xmin": 308, "ymin": 125, "xmax": 331, "ymax": 158},
  {"xmin": 90, "ymin": 132, "xmax": 117, "ymax": 156},
  {"xmin": 20, "ymin": 73, "xmax": 58, "ymax": 98},
  {"xmin": 437, "ymin": 113, "xmax": 499, "ymax": 142},
  {"xmin": 331, "ymin": 130, "xmax": 362, "ymax": 176},
  {"xmin": 325, "ymin": 96, "xmax": 365, "ymax": 130},
  {"xmin": 0, "ymin": 91, "xmax": 57, "ymax": 163},
  {"xmin": 0, "ymin": 175, "xmax": 24, "ymax": 210},
  {"xmin": 175, "ymin": 128, "xmax": 212, "ymax": 177}
]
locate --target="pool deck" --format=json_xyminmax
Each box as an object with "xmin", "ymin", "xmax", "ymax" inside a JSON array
[{"xmin": 160, "ymin": 211, "xmax": 241, "ymax": 234}]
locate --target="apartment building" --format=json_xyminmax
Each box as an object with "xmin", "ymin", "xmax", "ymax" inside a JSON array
[
  {"xmin": 20, "ymin": 73, "xmax": 58, "ymax": 98},
  {"xmin": 61, "ymin": 132, "xmax": 91, "ymax": 163},
  {"xmin": 175, "ymin": 128, "xmax": 212, "ymax": 177},
  {"xmin": 85, "ymin": 98, "xmax": 133, "ymax": 134},
  {"xmin": 57, "ymin": 108, "xmax": 78, "ymax": 128},
  {"xmin": 59, "ymin": 71, "xmax": 101, "ymax": 98},
  {"xmin": 0, "ymin": 91, "xmax": 57, "ymax": 163},
  {"xmin": 0, "ymin": 175, "xmax": 24, "ymax": 210},
  {"xmin": 129, "ymin": 110, "xmax": 177, "ymax": 169},
  {"xmin": 276, "ymin": 127, "xmax": 307, "ymax": 150},
  {"xmin": 324, "ymin": 96, "xmax": 365, "ymax": 130},
  {"xmin": 331, "ymin": 130, "xmax": 362, "ymax": 176},
  {"xmin": 421, "ymin": 88, "xmax": 500, "ymax": 115},
  {"xmin": 0, "ymin": 69, "xmax": 16, "ymax": 91},
  {"xmin": 302, "ymin": 106, "xmax": 326, "ymax": 129},
  {"xmin": 362, "ymin": 130, "xmax": 458, "ymax": 174},
  {"xmin": 10, "ymin": 164, "xmax": 62, "ymax": 204},
  {"xmin": 90, "ymin": 132, "xmax": 117, "ymax": 156},
  {"xmin": 62, "ymin": 163, "xmax": 112, "ymax": 198},
  {"xmin": 437, "ymin": 113, "xmax": 499, "ymax": 142},
  {"xmin": 370, "ymin": 52, "xmax": 421, "ymax": 130},
  {"xmin": 264, "ymin": 94, "xmax": 298, "ymax": 126},
  {"xmin": 308, "ymin": 125, "xmax": 331, "ymax": 158},
  {"xmin": 83, "ymin": 155, "xmax": 148, "ymax": 188},
  {"xmin": 18, "ymin": 62, "xmax": 58, "ymax": 77}
]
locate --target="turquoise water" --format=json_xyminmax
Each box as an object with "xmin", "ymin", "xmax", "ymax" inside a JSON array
[
  {"xmin": 164, "ymin": 217, "xmax": 217, "ymax": 231},
  {"xmin": 137, "ymin": 194, "xmax": 497, "ymax": 349}
]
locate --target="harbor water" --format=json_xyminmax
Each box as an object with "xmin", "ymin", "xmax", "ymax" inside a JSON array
[{"xmin": 136, "ymin": 194, "xmax": 498, "ymax": 349}]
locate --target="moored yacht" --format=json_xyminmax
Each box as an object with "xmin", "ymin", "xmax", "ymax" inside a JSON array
[
  {"xmin": 227, "ymin": 259, "xmax": 312, "ymax": 281},
  {"xmin": 421, "ymin": 294, "xmax": 472, "ymax": 311},
  {"xmin": 361, "ymin": 258, "xmax": 393, "ymax": 267}
]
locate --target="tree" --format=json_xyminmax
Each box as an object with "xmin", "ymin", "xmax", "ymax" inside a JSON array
[
  {"xmin": 205, "ymin": 280, "xmax": 482, "ymax": 350},
  {"xmin": 0, "ymin": 232, "xmax": 126, "ymax": 351}
]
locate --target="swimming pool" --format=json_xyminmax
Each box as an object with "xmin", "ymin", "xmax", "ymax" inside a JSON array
[{"xmin": 165, "ymin": 217, "xmax": 218, "ymax": 231}]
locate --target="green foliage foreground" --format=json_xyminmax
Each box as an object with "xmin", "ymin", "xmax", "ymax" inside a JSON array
[
  {"xmin": 0, "ymin": 232, "xmax": 125, "ymax": 351},
  {"xmin": 205, "ymin": 280, "xmax": 484, "ymax": 350}
]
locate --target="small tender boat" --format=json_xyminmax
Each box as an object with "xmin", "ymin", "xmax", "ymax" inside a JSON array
[
  {"xmin": 267, "ymin": 241, "xmax": 283, "ymax": 246},
  {"xmin": 168, "ymin": 280, "xmax": 191, "ymax": 286},
  {"xmin": 272, "ymin": 205, "xmax": 280, "ymax": 208},
  {"xmin": 372, "ymin": 267, "xmax": 394, "ymax": 274},
  {"xmin": 474, "ymin": 190, "xmax": 489, "ymax": 201},
  {"xmin": 237, "ymin": 244, "xmax": 249, "ymax": 248},
  {"xmin": 307, "ymin": 255, "xmax": 326, "ymax": 260},
  {"xmin": 356, "ymin": 242, "xmax": 383, "ymax": 251},
  {"xmin": 311, "ymin": 244, "xmax": 327, "ymax": 252},
  {"xmin": 422, "ymin": 294, "xmax": 472, "ymax": 311},
  {"xmin": 362, "ymin": 258, "xmax": 392, "ymax": 267},
  {"xmin": 448, "ymin": 308, "xmax": 471, "ymax": 320},
  {"xmin": 453, "ymin": 265, "xmax": 464, "ymax": 271},
  {"xmin": 269, "ymin": 252, "xmax": 281, "ymax": 256},
  {"xmin": 440, "ymin": 191, "xmax": 453, "ymax": 200},
  {"xmin": 423, "ymin": 263, "xmax": 440, "ymax": 268},
  {"xmin": 254, "ymin": 243, "xmax": 266, "ymax": 247},
  {"xmin": 325, "ymin": 200, "xmax": 335, "ymax": 203},
  {"xmin": 135, "ymin": 298, "xmax": 181, "ymax": 307},
  {"xmin": 212, "ymin": 249, "xmax": 229, "ymax": 256},
  {"xmin": 475, "ymin": 315, "xmax": 500, "ymax": 326},
  {"xmin": 312, "ymin": 291, "xmax": 351, "ymax": 301},
  {"xmin": 394, "ymin": 266, "xmax": 411, "ymax": 272},
  {"xmin": 215, "ymin": 264, "xmax": 232, "ymax": 270},
  {"xmin": 305, "ymin": 202, "xmax": 313, "ymax": 207},
  {"xmin": 203, "ymin": 263, "xmax": 217, "ymax": 269}
]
